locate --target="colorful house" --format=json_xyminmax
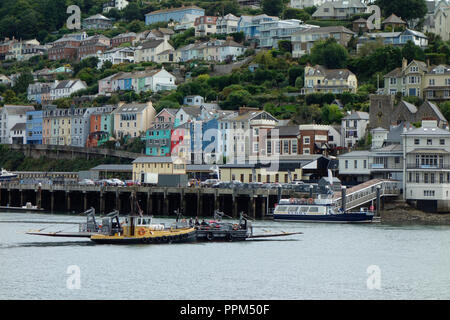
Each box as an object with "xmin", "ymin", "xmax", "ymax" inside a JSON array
[
  {"xmin": 86, "ymin": 105, "xmax": 116, "ymax": 147},
  {"xmin": 25, "ymin": 110, "xmax": 43, "ymax": 145}
]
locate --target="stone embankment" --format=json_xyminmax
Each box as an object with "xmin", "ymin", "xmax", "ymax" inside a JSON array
[{"xmin": 381, "ymin": 200, "xmax": 450, "ymax": 225}]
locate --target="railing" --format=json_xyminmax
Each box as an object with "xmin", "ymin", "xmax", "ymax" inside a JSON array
[
  {"xmin": 333, "ymin": 180, "xmax": 401, "ymax": 211},
  {"xmin": 406, "ymin": 164, "xmax": 450, "ymax": 169}
]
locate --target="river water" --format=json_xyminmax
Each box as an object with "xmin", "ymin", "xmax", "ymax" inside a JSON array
[{"xmin": 1, "ymin": 211, "xmax": 450, "ymax": 300}]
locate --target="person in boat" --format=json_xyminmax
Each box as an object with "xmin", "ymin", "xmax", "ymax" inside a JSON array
[
  {"xmin": 195, "ymin": 217, "xmax": 200, "ymax": 226},
  {"xmin": 201, "ymin": 219, "xmax": 208, "ymax": 226},
  {"xmin": 189, "ymin": 218, "xmax": 193, "ymax": 227}
]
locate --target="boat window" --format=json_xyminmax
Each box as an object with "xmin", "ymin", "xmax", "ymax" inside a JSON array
[
  {"xmin": 288, "ymin": 206, "xmax": 299, "ymax": 214},
  {"xmin": 275, "ymin": 205, "xmax": 289, "ymax": 213},
  {"xmin": 309, "ymin": 206, "xmax": 319, "ymax": 213},
  {"xmin": 300, "ymin": 206, "xmax": 309, "ymax": 213}
]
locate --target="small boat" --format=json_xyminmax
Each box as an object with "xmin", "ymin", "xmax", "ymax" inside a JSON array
[
  {"xmin": 0, "ymin": 168, "xmax": 17, "ymax": 181},
  {"xmin": 194, "ymin": 211, "xmax": 253, "ymax": 242},
  {"xmin": 273, "ymin": 195, "xmax": 374, "ymax": 223},
  {"xmin": 89, "ymin": 211, "xmax": 197, "ymax": 244},
  {"xmin": 0, "ymin": 202, "xmax": 43, "ymax": 212},
  {"xmin": 27, "ymin": 208, "xmax": 197, "ymax": 244}
]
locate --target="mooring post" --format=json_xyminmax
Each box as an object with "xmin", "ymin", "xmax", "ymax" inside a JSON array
[
  {"xmin": 147, "ymin": 191, "xmax": 152, "ymax": 215},
  {"xmin": 36, "ymin": 184, "xmax": 42, "ymax": 209},
  {"xmin": 50, "ymin": 191, "xmax": 54, "ymax": 213},
  {"xmin": 20, "ymin": 189, "xmax": 24, "ymax": 206},
  {"xmin": 309, "ymin": 184, "xmax": 314, "ymax": 198},
  {"xmin": 376, "ymin": 185, "xmax": 381, "ymax": 217},
  {"xmin": 65, "ymin": 191, "xmax": 71, "ymax": 212},
  {"xmin": 197, "ymin": 190, "xmax": 202, "ymax": 217},
  {"xmin": 115, "ymin": 191, "xmax": 120, "ymax": 212},
  {"xmin": 251, "ymin": 194, "xmax": 256, "ymax": 219},
  {"xmin": 163, "ymin": 189, "xmax": 169, "ymax": 216},
  {"xmin": 8, "ymin": 188, "xmax": 12, "ymax": 206},
  {"xmin": 341, "ymin": 186, "xmax": 347, "ymax": 213},
  {"xmin": 232, "ymin": 192, "xmax": 238, "ymax": 218},
  {"xmin": 83, "ymin": 191, "xmax": 87, "ymax": 212},
  {"xmin": 99, "ymin": 191, "xmax": 105, "ymax": 214},
  {"xmin": 214, "ymin": 189, "xmax": 219, "ymax": 212}
]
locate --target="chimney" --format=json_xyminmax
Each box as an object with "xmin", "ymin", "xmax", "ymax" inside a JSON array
[{"xmin": 402, "ymin": 58, "xmax": 407, "ymax": 71}]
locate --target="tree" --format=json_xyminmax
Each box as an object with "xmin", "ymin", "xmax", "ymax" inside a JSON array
[
  {"xmin": 13, "ymin": 71, "xmax": 34, "ymax": 94},
  {"xmin": 123, "ymin": 2, "xmax": 143, "ymax": 21},
  {"xmin": 261, "ymin": 0, "xmax": 284, "ymax": 17},
  {"xmin": 310, "ymin": 38, "xmax": 350, "ymax": 69},
  {"xmin": 402, "ymin": 40, "xmax": 426, "ymax": 62},
  {"xmin": 321, "ymin": 104, "xmax": 344, "ymax": 124},
  {"xmin": 375, "ymin": 0, "xmax": 427, "ymax": 23}
]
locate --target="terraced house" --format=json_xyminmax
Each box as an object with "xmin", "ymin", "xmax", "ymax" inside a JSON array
[
  {"xmin": 86, "ymin": 105, "xmax": 116, "ymax": 147},
  {"xmin": 112, "ymin": 102, "xmax": 156, "ymax": 139},
  {"xmin": 383, "ymin": 58, "xmax": 450, "ymax": 100}
]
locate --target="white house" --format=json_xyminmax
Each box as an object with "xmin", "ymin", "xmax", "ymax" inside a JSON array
[
  {"xmin": 341, "ymin": 111, "xmax": 369, "ymax": 148},
  {"xmin": 216, "ymin": 14, "xmax": 239, "ymax": 34},
  {"xmin": 402, "ymin": 119, "xmax": 450, "ymax": 212},
  {"xmin": 103, "ymin": 0, "xmax": 129, "ymax": 13},
  {"xmin": 0, "ymin": 105, "xmax": 35, "ymax": 144},
  {"xmin": 143, "ymin": 68, "xmax": 177, "ymax": 92},
  {"xmin": 290, "ymin": 0, "xmax": 326, "ymax": 9},
  {"xmin": 50, "ymin": 79, "xmax": 88, "ymax": 101},
  {"xmin": 97, "ymin": 47, "xmax": 135, "ymax": 68}
]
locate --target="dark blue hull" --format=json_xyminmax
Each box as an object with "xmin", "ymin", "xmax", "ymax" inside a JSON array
[{"xmin": 274, "ymin": 213, "xmax": 374, "ymax": 223}]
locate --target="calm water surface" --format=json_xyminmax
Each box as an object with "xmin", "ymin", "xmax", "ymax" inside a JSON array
[{"xmin": 1, "ymin": 211, "xmax": 450, "ymax": 300}]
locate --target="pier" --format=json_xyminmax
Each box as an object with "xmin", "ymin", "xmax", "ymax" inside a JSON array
[{"xmin": 0, "ymin": 182, "xmax": 309, "ymax": 218}]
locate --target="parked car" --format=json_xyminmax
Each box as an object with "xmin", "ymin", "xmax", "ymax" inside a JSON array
[
  {"xmin": 125, "ymin": 180, "xmax": 139, "ymax": 186},
  {"xmin": 110, "ymin": 178, "xmax": 125, "ymax": 186},
  {"xmin": 78, "ymin": 179, "xmax": 95, "ymax": 186},
  {"xmin": 200, "ymin": 179, "xmax": 220, "ymax": 187}
]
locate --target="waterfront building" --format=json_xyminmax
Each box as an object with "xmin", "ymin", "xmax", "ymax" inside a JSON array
[
  {"xmin": 132, "ymin": 156, "xmax": 187, "ymax": 182},
  {"xmin": 25, "ymin": 110, "xmax": 43, "ymax": 145},
  {"xmin": 10, "ymin": 123, "xmax": 26, "ymax": 144},
  {"xmin": 341, "ymin": 111, "xmax": 370, "ymax": 149},
  {"xmin": 0, "ymin": 105, "xmax": 35, "ymax": 144},
  {"xmin": 402, "ymin": 119, "xmax": 450, "ymax": 212},
  {"xmin": 112, "ymin": 101, "xmax": 156, "ymax": 139},
  {"xmin": 78, "ymin": 34, "xmax": 110, "ymax": 61},
  {"xmin": 145, "ymin": 28, "xmax": 175, "ymax": 42},
  {"xmin": 145, "ymin": 6, "xmax": 205, "ymax": 25},
  {"xmin": 42, "ymin": 107, "xmax": 73, "ymax": 146}
]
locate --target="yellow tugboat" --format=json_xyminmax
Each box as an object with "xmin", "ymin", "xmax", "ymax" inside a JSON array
[{"xmin": 89, "ymin": 211, "xmax": 196, "ymax": 244}]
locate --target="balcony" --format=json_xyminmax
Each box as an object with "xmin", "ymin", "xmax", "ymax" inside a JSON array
[{"xmin": 406, "ymin": 163, "xmax": 450, "ymax": 170}]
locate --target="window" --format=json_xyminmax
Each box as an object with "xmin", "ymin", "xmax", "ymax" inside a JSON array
[
  {"xmin": 345, "ymin": 160, "xmax": 348, "ymax": 169},
  {"xmin": 440, "ymin": 139, "xmax": 445, "ymax": 145},
  {"xmin": 414, "ymin": 139, "xmax": 419, "ymax": 145},
  {"xmin": 303, "ymin": 136, "xmax": 310, "ymax": 144},
  {"xmin": 427, "ymin": 139, "xmax": 432, "ymax": 145},
  {"xmin": 364, "ymin": 160, "xmax": 367, "ymax": 169},
  {"xmin": 354, "ymin": 160, "xmax": 357, "ymax": 169}
]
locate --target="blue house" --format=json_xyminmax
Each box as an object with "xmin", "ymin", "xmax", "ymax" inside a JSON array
[
  {"xmin": 145, "ymin": 6, "xmax": 205, "ymax": 25},
  {"xmin": 26, "ymin": 111, "xmax": 43, "ymax": 145},
  {"xmin": 237, "ymin": 14, "xmax": 279, "ymax": 39}
]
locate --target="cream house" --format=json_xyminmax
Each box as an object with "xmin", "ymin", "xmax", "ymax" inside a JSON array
[
  {"xmin": 112, "ymin": 101, "xmax": 156, "ymax": 139},
  {"xmin": 135, "ymin": 39, "xmax": 174, "ymax": 63},
  {"xmin": 302, "ymin": 64, "xmax": 358, "ymax": 94}
]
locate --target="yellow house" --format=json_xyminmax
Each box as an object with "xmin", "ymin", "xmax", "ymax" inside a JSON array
[
  {"xmin": 302, "ymin": 64, "xmax": 358, "ymax": 94},
  {"xmin": 219, "ymin": 164, "xmax": 303, "ymax": 183},
  {"xmin": 132, "ymin": 156, "xmax": 186, "ymax": 181},
  {"xmin": 112, "ymin": 101, "xmax": 156, "ymax": 139}
]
